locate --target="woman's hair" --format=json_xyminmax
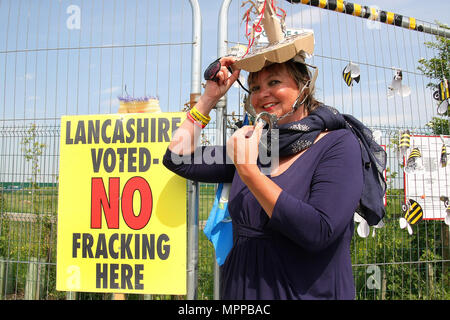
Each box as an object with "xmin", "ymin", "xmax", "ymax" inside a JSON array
[{"xmin": 247, "ymin": 58, "xmax": 320, "ymax": 114}]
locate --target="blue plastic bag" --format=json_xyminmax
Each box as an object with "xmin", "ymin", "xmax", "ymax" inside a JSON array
[
  {"xmin": 203, "ymin": 113, "xmax": 251, "ymax": 266},
  {"xmin": 203, "ymin": 183, "xmax": 233, "ymax": 266}
]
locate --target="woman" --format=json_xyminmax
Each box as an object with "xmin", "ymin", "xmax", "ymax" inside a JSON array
[{"xmin": 163, "ymin": 56, "xmax": 364, "ymax": 299}]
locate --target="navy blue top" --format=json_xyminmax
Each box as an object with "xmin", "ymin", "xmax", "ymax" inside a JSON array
[{"xmin": 163, "ymin": 128, "xmax": 363, "ymax": 299}]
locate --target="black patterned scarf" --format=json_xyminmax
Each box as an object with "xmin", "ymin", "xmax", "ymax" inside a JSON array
[{"xmin": 262, "ymin": 104, "xmax": 387, "ymax": 226}]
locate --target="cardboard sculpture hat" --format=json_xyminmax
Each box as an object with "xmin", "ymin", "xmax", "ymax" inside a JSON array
[
  {"xmin": 233, "ymin": 0, "xmax": 315, "ymax": 73},
  {"xmin": 233, "ymin": 0, "xmax": 318, "ymax": 123}
]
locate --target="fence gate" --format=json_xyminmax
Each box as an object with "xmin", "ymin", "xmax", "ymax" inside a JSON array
[
  {"xmin": 0, "ymin": 0, "xmax": 201, "ymax": 300},
  {"xmin": 215, "ymin": 0, "xmax": 449, "ymax": 300}
]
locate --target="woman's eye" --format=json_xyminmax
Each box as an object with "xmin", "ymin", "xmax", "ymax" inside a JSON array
[
  {"xmin": 269, "ymin": 80, "xmax": 280, "ymax": 86},
  {"xmin": 250, "ymin": 86, "xmax": 259, "ymax": 92}
]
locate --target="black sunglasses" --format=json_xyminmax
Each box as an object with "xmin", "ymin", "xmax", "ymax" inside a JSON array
[{"xmin": 204, "ymin": 57, "xmax": 250, "ymax": 94}]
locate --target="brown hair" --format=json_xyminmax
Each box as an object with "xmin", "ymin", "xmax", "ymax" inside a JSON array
[{"xmin": 247, "ymin": 59, "xmax": 320, "ymax": 114}]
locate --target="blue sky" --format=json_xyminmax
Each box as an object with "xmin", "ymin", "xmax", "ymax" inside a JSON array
[
  {"xmin": 0, "ymin": 0, "xmax": 449, "ymax": 129},
  {"xmin": 198, "ymin": 0, "xmax": 450, "ymax": 130}
]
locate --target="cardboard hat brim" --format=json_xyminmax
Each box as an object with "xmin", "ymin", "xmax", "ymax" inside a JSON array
[{"xmin": 233, "ymin": 32, "xmax": 315, "ymax": 73}]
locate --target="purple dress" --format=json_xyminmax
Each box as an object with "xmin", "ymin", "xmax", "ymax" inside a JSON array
[{"xmin": 163, "ymin": 128, "xmax": 363, "ymax": 299}]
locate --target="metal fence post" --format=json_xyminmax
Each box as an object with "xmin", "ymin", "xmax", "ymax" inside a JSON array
[
  {"xmin": 214, "ymin": 0, "xmax": 233, "ymax": 301},
  {"xmin": 187, "ymin": 0, "xmax": 202, "ymax": 300}
]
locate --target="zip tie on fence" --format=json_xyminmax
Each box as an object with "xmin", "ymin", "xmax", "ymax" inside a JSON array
[{"xmin": 286, "ymin": 0, "xmax": 450, "ymax": 39}]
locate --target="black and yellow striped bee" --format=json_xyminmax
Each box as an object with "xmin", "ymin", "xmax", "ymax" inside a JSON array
[
  {"xmin": 433, "ymin": 79, "xmax": 449, "ymax": 115},
  {"xmin": 441, "ymin": 143, "xmax": 447, "ymax": 168},
  {"xmin": 342, "ymin": 62, "xmax": 360, "ymax": 87},
  {"xmin": 400, "ymin": 199, "xmax": 423, "ymax": 235},
  {"xmin": 398, "ymin": 130, "xmax": 410, "ymax": 158},
  {"xmin": 404, "ymin": 147, "xmax": 422, "ymax": 174}
]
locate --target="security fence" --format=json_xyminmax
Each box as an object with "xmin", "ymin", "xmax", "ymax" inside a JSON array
[
  {"xmin": 0, "ymin": 0, "xmax": 449, "ymax": 300},
  {"xmin": 217, "ymin": 0, "xmax": 449, "ymax": 300}
]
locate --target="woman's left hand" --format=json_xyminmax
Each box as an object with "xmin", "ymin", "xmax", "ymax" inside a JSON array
[
  {"xmin": 226, "ymin": 121, "xmax": 281, "ymax": 217},
  {"xmin": 226, "ymin": 121, "xmax": 264, "ymax": 174}
]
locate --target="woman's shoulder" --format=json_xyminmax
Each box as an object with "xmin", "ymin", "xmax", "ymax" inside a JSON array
[
  {"xmin": 309, "ymin": 129, "xmax": 361, "ymax": 164},
  {"xmin": 322, "ymin": 129, "xmax": 362, "ymax": 163},
  {"xmin": 319, "ymin": 128, "xmax": 359, "ymax": 147}
]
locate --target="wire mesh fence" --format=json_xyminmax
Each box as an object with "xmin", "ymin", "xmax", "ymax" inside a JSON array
[
  {"xmin": 0, "ymin": 0, "xmax": 449, "ymax": 300},
  {"xmin": 350, "ymin": 127, "xmax": 449, "ymax": 300},
  {"xmin": 219, "ymin": 0, "xmax": 449, "ymax": 300},
  {"xmin": 0, "ymin": 0, "xmax": 201, "ymax": 300},
  {"xmin": 0, "ymin": 0, "xmax": 194, "ymax": 124},
  {"xmin": 0, "ymin": 124, "xmax": 60, "ymax": 299}
]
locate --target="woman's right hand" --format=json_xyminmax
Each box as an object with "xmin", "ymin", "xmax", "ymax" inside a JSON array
[
  {"xmin": 169, "ymin": 57, "xmax": 240, "ymax": 155},
  {"xmin": 200, "ymin": 57, "xmax": 241, "ymax": 109}
]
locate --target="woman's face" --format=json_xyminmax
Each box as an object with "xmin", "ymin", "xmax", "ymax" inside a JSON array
[{"xmin": 249, "ymin": 64, "xmax": 307, "ymax": 124}]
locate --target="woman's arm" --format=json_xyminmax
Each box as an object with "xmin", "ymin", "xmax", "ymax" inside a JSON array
[
  {"xmin": 227, "ymin": 126, "xmax": 363, "ymax": 252},
  {"xmin": 163, "ymin": 57, "xmax": 240, "ymax": 183},
  {"xmin": 163, "ymin": 145, "xmax": 236, "ymax": 183},
  {"xmin": 267, "ymin": 132, "xmax": 363, "ymax": 252},
  {"xmin": 168, "ymin": 57, "xmax": 240, "ymax": 156}
]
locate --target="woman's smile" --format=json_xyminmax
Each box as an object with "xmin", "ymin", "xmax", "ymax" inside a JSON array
[{"xmin": 261, "ymin": 102, "xmax": 278, "ymax": 112}]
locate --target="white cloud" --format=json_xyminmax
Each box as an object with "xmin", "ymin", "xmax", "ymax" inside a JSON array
[
  {"xmin": 101, "ymin": 86, "xmax": 121, "ymax": 95},
  {"xmin": 17, "ymin": 73, "xmax": 34, "ymax": 81}
]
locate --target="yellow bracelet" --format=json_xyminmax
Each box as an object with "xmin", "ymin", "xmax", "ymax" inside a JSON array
[
  {"xmin": 190, "ymin": 106, "xmax": 210, "ymax": 123},
  {"xmin": 190, "ymin": 106, "xmax": 211, "ymax": 126},
  {"xmin": 186, "ymin": 111, "xmax": 205, "ymax": 128}
]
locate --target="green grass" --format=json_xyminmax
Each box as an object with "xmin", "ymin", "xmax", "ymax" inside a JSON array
[
  {"xmin": 0, "ymin": 184, "xmax": 217, "ymax": 300},
  {"xmin": 1, "ymin": 185, "xmax": 448, "ymax": 300},
  {"xmin": 1, "ymin": 189, "xmax": 58, "ymax": 214}
]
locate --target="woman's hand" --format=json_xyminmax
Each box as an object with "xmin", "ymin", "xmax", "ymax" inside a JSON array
[
  {"xmin": 201, "ymin": 57, "xmax": 241, "ymax": 108},
  {"xmin": 226, "ymin": 121, "xmax": 264, "ymax": 175},
  {"xmin": 168, "ymin": 57, "xmax": 239, "ymax": 156},
  {"xmin": 227, "ymin": 121, "xmax": 281, "ymax": 218}
]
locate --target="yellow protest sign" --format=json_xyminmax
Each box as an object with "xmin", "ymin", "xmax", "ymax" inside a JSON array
[{"xmin": 56, "ymin": 112, "xmax": 187, "ymax": 295}]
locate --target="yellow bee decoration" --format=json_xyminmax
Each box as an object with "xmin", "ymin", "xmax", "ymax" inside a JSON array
[
  {"xmin": 404, "ymin": 147, "xmax": 423, "ymax": 174},
  {"xmin": 398, "ymin": 130, "xmax": 410, "ymax": 159},
  {"xmin": 342, "ymin": 62, "xmax": 360, "ymax": 87},
  {"xmin": 400, "ymin": 199, "xmax": 423, "ymax": 235},
  {"xmin": 433, "ymin": 79, "xmax": 449, "ymax": 115}
]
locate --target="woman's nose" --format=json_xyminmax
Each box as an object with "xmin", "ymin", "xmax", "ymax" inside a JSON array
[
  {"xmin": 255, "ymin": 86, "xmax": 271, "ymax": 101},
  {"xmin": 252, "ymin": 91, "xmax": 268, "ymax": 108}
]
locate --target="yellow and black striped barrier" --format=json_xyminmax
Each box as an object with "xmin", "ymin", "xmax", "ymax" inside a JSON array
[{"xmin": 286, "ymin": 0, "xmax": 450, "ymax": 39}]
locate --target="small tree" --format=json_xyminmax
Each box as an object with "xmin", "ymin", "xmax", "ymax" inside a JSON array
[
  {"xmin": 425, "ymin": 117, "xmax": 449, "ymax": 135},
  {"xmin": 417, "ymin": 24, "xmax": 450, "ymax": 88},
  {"xmin": 21, "ymin": 124, "xmax": 46, "ymax": 214},
  {"xmin": 417, "ymin": 22, "xmax": 449, "ymax": 134}
]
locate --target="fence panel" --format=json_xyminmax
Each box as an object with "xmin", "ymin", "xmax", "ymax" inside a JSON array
[
  {"xmin": 0, "ymin": 0, "xmax": 203, "ymax": 300},
  {"xmin": 0, "ymin": 0, "xmax": 448, "ymax": 300},
  {"xmin": 0, "ymin": 0, "xmax": 195, "ymax": 125},
  {"xmin": 0, "ymin": 124, "xmax": 60, "ymax": 299},
  {"xmin": 216, "ymin": 0, "xmax": 449, "ymax": 300}
]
